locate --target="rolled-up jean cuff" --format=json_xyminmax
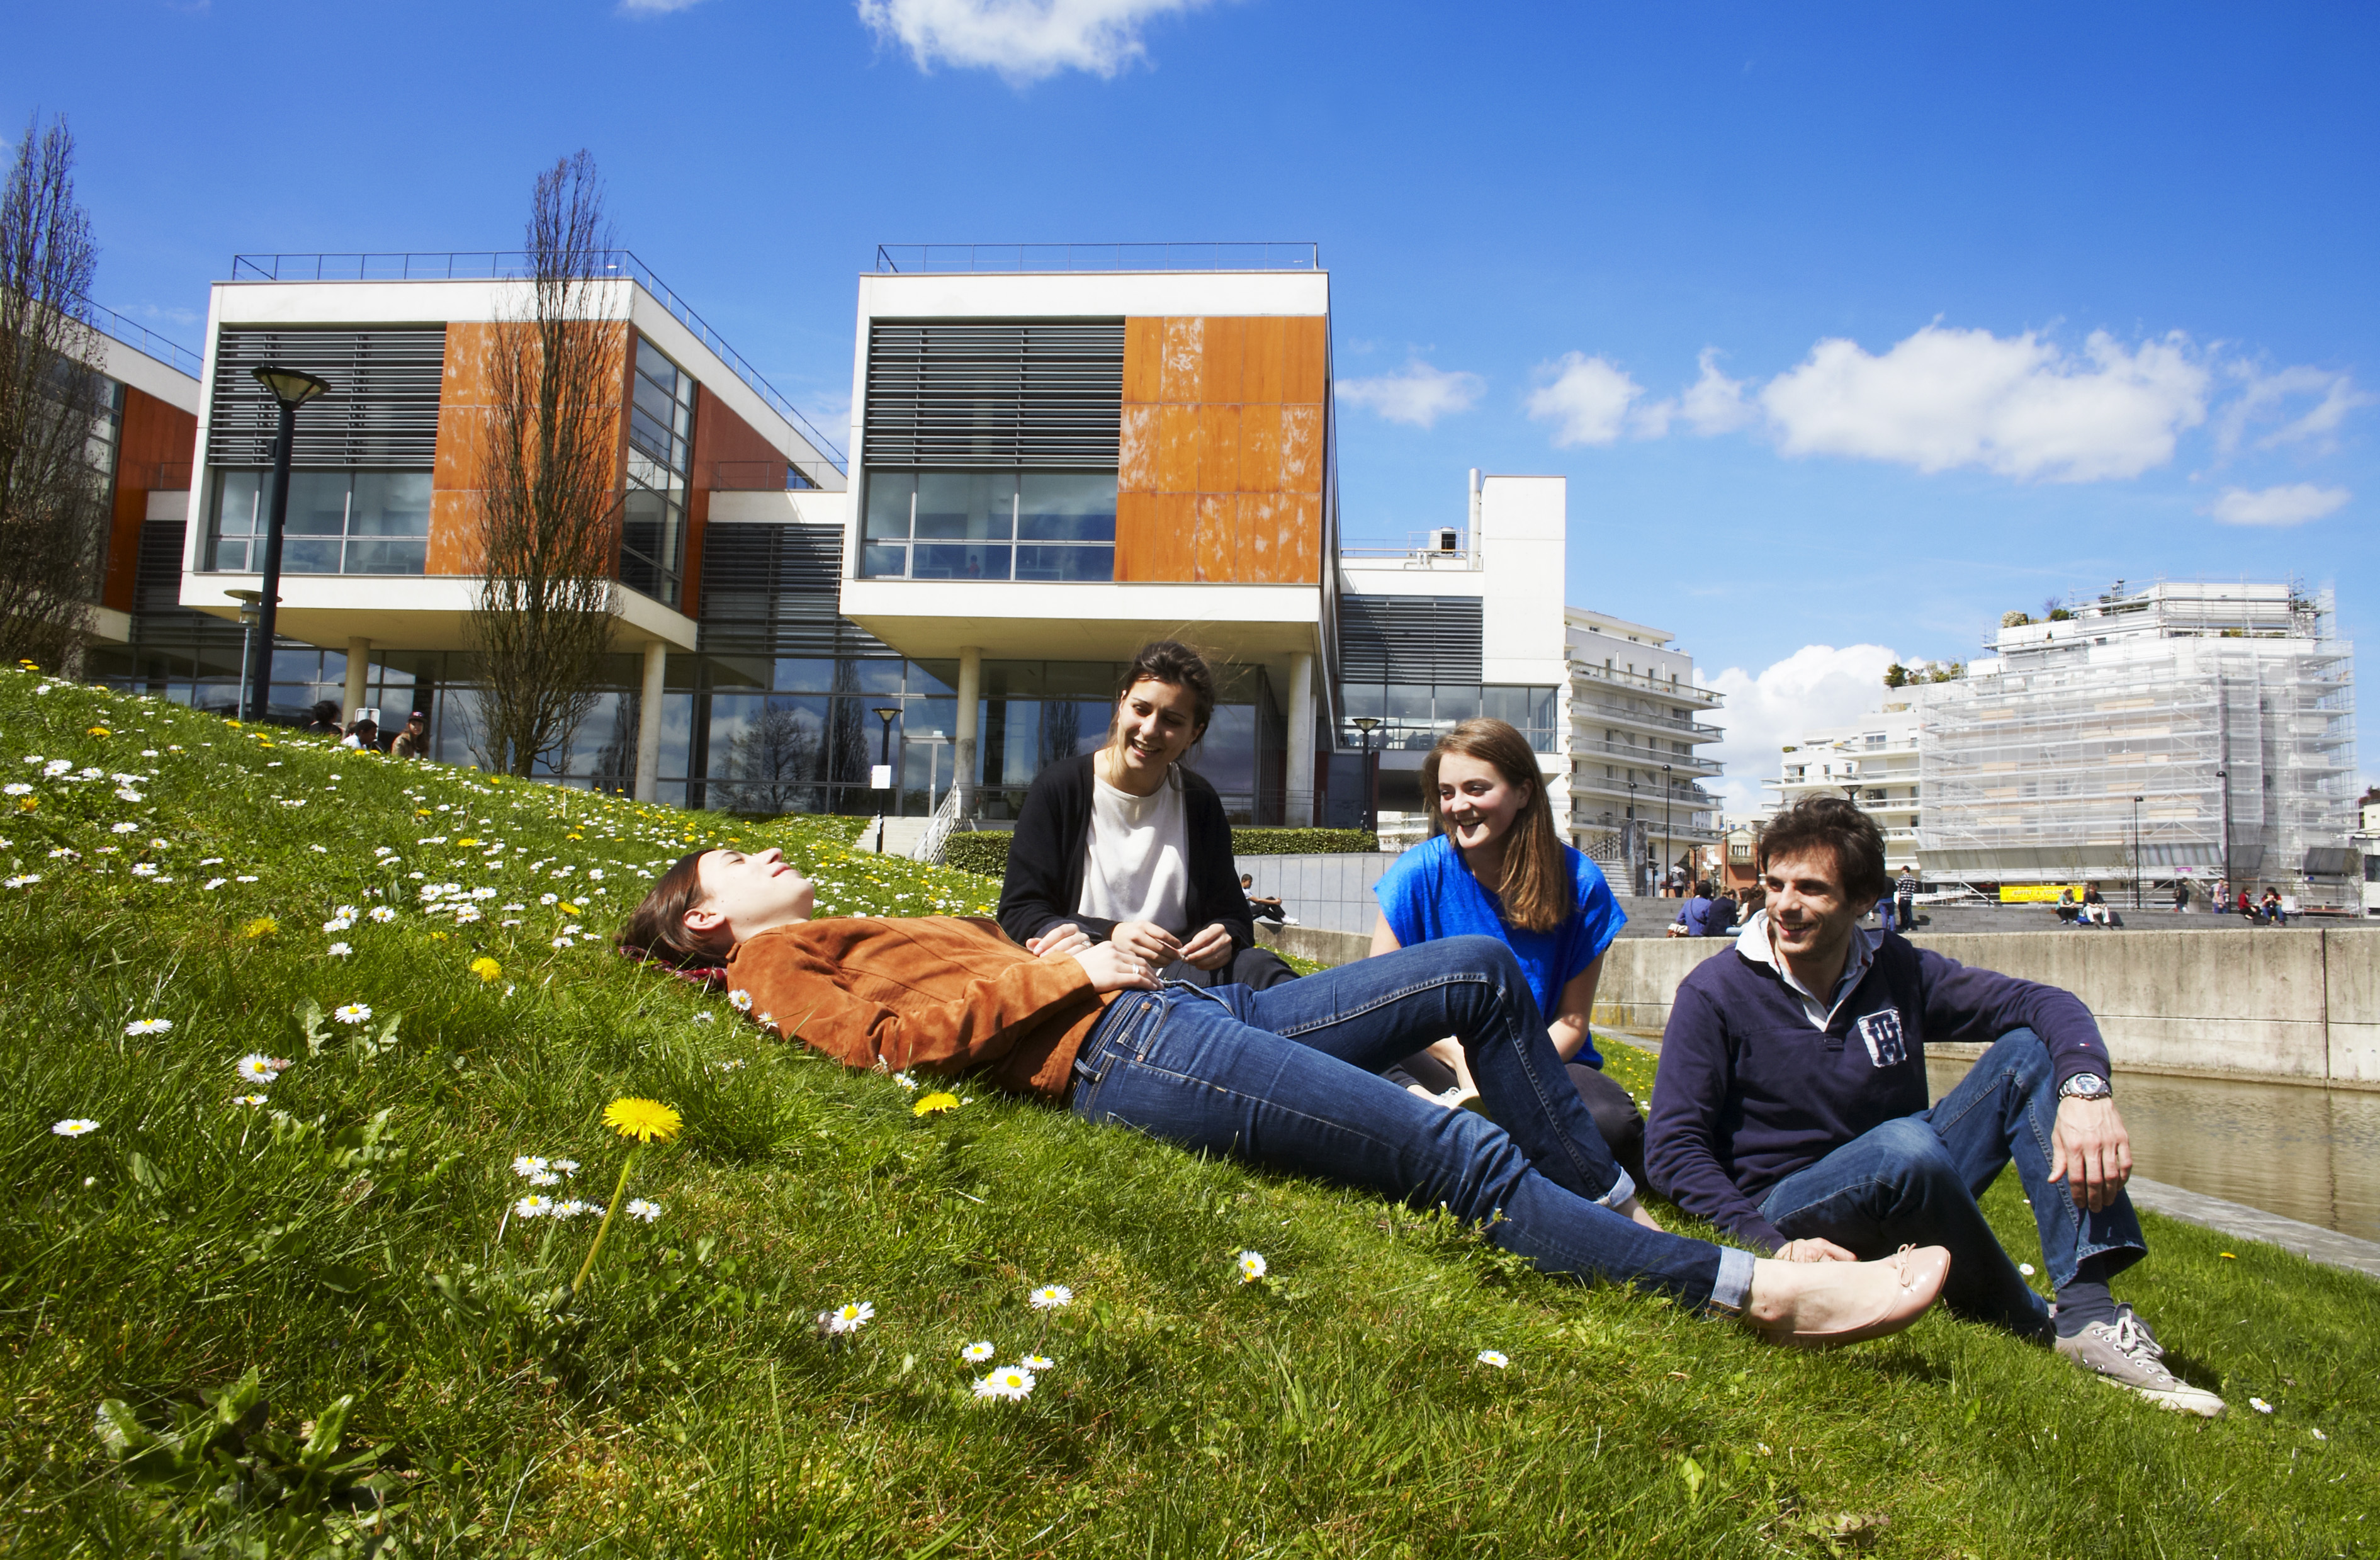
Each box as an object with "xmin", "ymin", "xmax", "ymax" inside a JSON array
[
  {"xmin": 1708, "ymin": 1246, "xmax": 1756, "ymax": 1317},
  {"xmin": 1596, "ymin": 1168, "xmax": 1638, "ymax": 1211}
]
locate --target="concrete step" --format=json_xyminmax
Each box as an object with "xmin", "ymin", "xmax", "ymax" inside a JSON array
[{"xmin": 857, "ymin": 815, "xmax": 933, "ymax": 857}]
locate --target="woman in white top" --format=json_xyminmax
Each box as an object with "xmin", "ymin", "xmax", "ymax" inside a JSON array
[{"xmin": 997, "ymin": 641, "xmax": 1296, "ymax": 990}]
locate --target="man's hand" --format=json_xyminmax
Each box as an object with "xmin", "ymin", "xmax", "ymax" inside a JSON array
[
  {"xmin": 1776, "ymin": 1237, "xmax": 1859, "ymax": 1263},
  {"xmin": 1615, "ymin": 1194, "xmax": 1666, "ymax": 1233},
  {"xmin": 1178, "ymin": 922, "xmax": 1235, "ymax": 971},
  {"xmin": 1109, "ymin": 920, "xmax": 1184, "ymax": 967},
  {"xmin": 2050, "ymin": 1096, "xmax": 2133, "ymax": 1211},
  {"xmin": 1025, "ymin": 924, "xmax": 1093, "ymax": 961},
  {"xmin": 1072, "ymin": 941, "xmax": 1162, "ymax": 995}
]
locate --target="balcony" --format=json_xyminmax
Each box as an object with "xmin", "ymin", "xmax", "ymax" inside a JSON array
[
  {"xmin": 1572, "ymin": 735, "xmax": 1722, "ymax": 776},
  {"xmin": 1570, "ymin": 813, "xmax": 1725, "ymax": 845},
  {"xmin": 1569, "ymin": 772, "xmax": 1722, "ymax": 811},
  {"xmin": 1574, "ymin": 696, "xmax": 1725, "ymax": 743},
  {"xmin": 1570, "ymin": 657, "xmax": 1723, "ymax": 708}
]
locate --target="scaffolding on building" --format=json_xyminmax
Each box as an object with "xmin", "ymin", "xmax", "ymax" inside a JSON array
[{"xmin": 1917, "ymin": 580, "xmax": 2358, "ymax": 906}]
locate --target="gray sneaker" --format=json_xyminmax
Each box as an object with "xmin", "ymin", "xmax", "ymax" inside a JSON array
[{"xmin": 2055, "ymin": 1309, "xmax": 2226, "ymax": 1417}]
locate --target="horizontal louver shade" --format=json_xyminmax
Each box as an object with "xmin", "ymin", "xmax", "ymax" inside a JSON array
[
  {"xmin": 206, "ymin": 327, "xmax": 447, "ymax": 469},
  {"xmin": 1339, "ymin": 595, "xmax": 1484, "ymax": 684},
  {"xmin": 864, "ymin": 320, "xmax": 1122, "ymax": 468},
  {"xmin": 698, "ymin": 523, "xmax": 891, "ymax": 659}
]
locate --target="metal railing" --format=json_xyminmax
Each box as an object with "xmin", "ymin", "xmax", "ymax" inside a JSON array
[
  {"xmin": 1573, "ymin": 735, "xmax": 1723, "ymax": 773},
  {"xmin": 913, "ymin": 781, "xmax": 964, "ymax": 865},
  {"xmin": 77, "ymin": 298, "xmax": 202, "ymax": 378},
  {"xmin": 1571, "ymin": 657, "xmax": 1724, "ymax": 706},
  {"xmin": 226, "ymin": 250, "xmax": 847, "ymax": 474},
  {"xmin": 872, "ymin": 242, "xmax": 1321, "ymax": 274}
]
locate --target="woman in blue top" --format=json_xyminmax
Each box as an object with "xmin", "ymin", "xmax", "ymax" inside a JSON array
[{"xmin": 1369, "ymin": 718, "xmax": 1647, "ymax": 1190}]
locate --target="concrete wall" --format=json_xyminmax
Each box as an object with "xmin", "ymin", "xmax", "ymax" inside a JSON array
[
  {"xmin": 1236, "ymin": 852, "xmax": 1399, "ymax": 935},
  {"xmin": 1591, "ymin": 927, "xmax": 2380, "ymax": 1090}
]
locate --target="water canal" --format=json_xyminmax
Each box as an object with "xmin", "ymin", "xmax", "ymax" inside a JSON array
[{"xmin": 1927, "ymin": 1056, "xmax": 2380, "ymax": 1245}]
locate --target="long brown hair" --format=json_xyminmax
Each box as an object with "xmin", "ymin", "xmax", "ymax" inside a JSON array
[
  {"xmin": 1105, "ymin": 640, "xmax": 1217, "ymax": 752},
  {"xmin": 614, "ymin": 851, "xmax": 726, "ymax": 969},
  {"xmin": 1422, "ymin": 718, "xmax": 1571, "ymax": 932}
]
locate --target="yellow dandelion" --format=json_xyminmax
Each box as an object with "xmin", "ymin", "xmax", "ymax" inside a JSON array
[
  {"xmin": 471, "ymin": 956, "xmax": 503, "ymax": 983},
  {"xmin": 242, "ymin": 916, "xmax": 278, "ymax": 939},
  {"xmin": 86, "ymin": 726, "xmax": 110, "ymax": 735},
  {"xmin": 558, "ymin": 901, "xmax": 581, "ymax": 915},
  {"xmin": 912, "ymin": 1091, "xmax": 961, "ymax": 1117},
  {"xmin": 603, "ymin": 1097, "xmax": 683, "ymax": 1144}
]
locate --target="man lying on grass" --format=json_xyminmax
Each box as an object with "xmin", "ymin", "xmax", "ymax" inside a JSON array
[
  {"xmin": 618, "ymin": 845, "xmax": 1951, "ymax": 1348},
  {"xmin": 1645, "ymin": 795, "xmax": 2223, "ymax": 1416}
]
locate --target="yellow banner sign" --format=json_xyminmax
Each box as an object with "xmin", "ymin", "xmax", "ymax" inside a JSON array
[{"xmin": 1999, "ymin": 884, "xmax": 2089, "ymax": 903}]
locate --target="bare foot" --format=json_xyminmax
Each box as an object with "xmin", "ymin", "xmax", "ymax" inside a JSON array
[
  {"xmin": 1744, "ymin": 1245, "xmax": 1949, "ymax": 1348},
  {"xmin": 1615, "ymin": 1194, "xmax": 1666, "ymax": 1233}
]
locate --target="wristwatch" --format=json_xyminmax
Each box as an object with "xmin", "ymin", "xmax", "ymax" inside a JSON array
[{"xmin": 2058, "ymin": 1072, "xmax": 2112, "ymax": 1101}]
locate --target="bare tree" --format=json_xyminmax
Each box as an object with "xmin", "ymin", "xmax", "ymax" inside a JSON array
[
  {"xmin": 468, "ymin": 152, "xmax": 623, "ymax": 777},
  {"xmin": 0, "ymin": 115, "xmax": 108, "ymax": 672},
  {"xmin": 718, "ymin": 702, "xmax": 824, "ymax": 813}
]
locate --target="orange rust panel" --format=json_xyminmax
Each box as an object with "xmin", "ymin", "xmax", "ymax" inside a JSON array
[
  {"xmin": 1117, "ymin": 404, "xmax": 1161, "ymax": 493},
  {"xmin": 1123, "ymin": 318, "xmax": 1166, "ymax": 404},
  {"xmin": 1235, "ymin": 493, "xmax": 1280, "ymax": 581},
  {"xmin": 1280, "ymin": 317, "xmax": 1329, "ymax": 404},
  {"xmin": 1193, "ymin": 493, "xmax": 1235, "ymax": 582},
  {"xmin": 1156, "ymin": 404, "xmax": 1198, "ymax": 494},
  {"xmin": 1200, "ymin": 316, "xmax": 1246, "ymax": 404},
  {"xmin": 686, "ymin": 383, "xmax": 789, "ymax": 617},
  {"xmin": 1198, "ymin": 404, "xmax": 1241, "ymax": 495},
  {"xmin": 1278, "ymin": 405, "xmax": 1323, "ymax": 493},
  {"xmin": 426, "ymin": 490, "xmax": 486, "ymax": 575},
  {"xmin": 1241, "ymin": 317, "xmax": 1283, "ymax": 404},
  {"xmin": 1161, "ymin": 317, "xmax": 1204, "ymax": 403},
  {"xmin": 1277, "ymin": 493, "xmax": 1323, "ymax": 583},
  {"xmin": 1119, "ymin": 492, "xmax": 1196, "ymax": 581},
  {"xmin": 1238, "ymin": 403, "xmax": 1281, "ymax": 493},
  {"xmin": 101, "ymin": 386, "xmax": 198, "ymax": 612}
]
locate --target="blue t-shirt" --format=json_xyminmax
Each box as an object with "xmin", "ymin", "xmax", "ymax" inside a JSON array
[{"xmin": 1372, "ymin": 833, "xmax": 1628, "ymax": 1068}]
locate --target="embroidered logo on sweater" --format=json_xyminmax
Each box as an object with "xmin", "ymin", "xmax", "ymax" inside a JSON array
[{"xmin": 1856, "ymin": 1009, "xmax": 1908, "ymax": 1068}]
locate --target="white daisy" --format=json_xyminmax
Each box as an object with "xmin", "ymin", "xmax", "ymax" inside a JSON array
[
  {"xmin": 626, "ymin": 1199, "xmax": 663, "ymax": 1222},
  {"xmin": 825, "ymin": 1301, "xmax": 876, "ymax": 1334},
  {"xmin": 1477, "ymin": 1350, "xmax": 1511, "ymax": 1369},
  {"xmin": 123, "ymin": 1018, "xmax": 173, "ymax": 1036},
  {"xmin": 551, "ymin": 935, "xmax": 574, "ymax": 950},
  {"xmin": 1236, "ymin": 1250, "xmax": 1268, "ymax": 1283},
  {"xmin": 110, "ymin": 822, "xmax": 138, "ymax": 834},
  {"xmin": 2, "ymin": 783, "xmax": 30, "ymax": 796},
  {"xmin": 368, "ymin": 906, "xmax": 397, "ymax": 922},
  {"xmin": 333, "ymin": 1003, "xmax": 372, "ymax": 1024},
  {"xmin": 961, "ymin": 1340, "xmax": 995, "ymax": 1362},
  {"xmin": 1022, "ymin": 1352, "xmax": 1055, "ymax": 1370},
  {"xmin": 893, "ymin": 1071, "xmax": 919, "ymax": 1090},
  {"xmin": 322, "ymin": 916, "xmax": 353, "ymax": 932},
  {"xmin": 232, "ymin": 1094, "xmax": 269, "ymax": 1107},
  {"xmin": 514, "ymin": 1194, "xmax": 553, "ymax": 1219},
  {"xmin": 553, "ymin": 1199, "xmax": 590, "ymax": 1219},
  {"xmin": 235, "ymin": 1053, "xmax": 283, "ymax": 1083},
  {"xmin": 327, "ymin": 942, "xmax": 352, "ymax": 957},
  {"xmin": 539, "ymin": 893, "xmax": 560, "ymax": 905},
  {"xmin": 51, "ymin": 1118, "xmax": 99, "ymax": 1137},
  {"xmin": 1028, "ymin": 1284, "xmax": 1073, "ymax": 1310},
  {"xmin": 4, "ymin": 874, "xmax": 40, "ymax": 889},
  {"xmin": 130, "ymin": 863, "xmax": 159, "ymax": 878},
  {"xmin": 973, "ymin": 1365, "xmax": 1035, "ymax": 1401},
  {"xmin": 2251, "ymin": 1397, "xmax": 2274, "ymax": 1413},
  {"xmin": 203, "ymin": 879, "xmax": 228, "ymax": 891},
  {"xmin": 511, "ymin": 1155, "xmax": 550, "ymax": 1177},
  {"xmin": 527, "ymin": 1170, "xmax": 560, "ymax": 1187},
  {"xmin": 691, "ymin": 1012, "xmax": 714, "ymax": 1024}
]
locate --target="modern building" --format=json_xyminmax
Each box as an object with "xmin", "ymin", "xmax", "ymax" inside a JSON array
[
  {"xmin": 65, "ymin": 302, "xmax": 201, "ymax": 653},
  {"xmin": 1762, "ymin": 703, "xmax": 1925, "ymax": 869},
  {"xmin": 1561, "ymin": 606, "xmax": 1726, "ymax": 892}
]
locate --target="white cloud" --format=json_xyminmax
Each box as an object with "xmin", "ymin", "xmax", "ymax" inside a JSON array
[
  {"xmin": 1759, "ymin": 325, "xmax": 2209, "ymax": 482},
  {"xmin": 855, "ymin": 0, "xmax": 1213, "ymax": 82},
  {"xmin": 1336, "ymin": 359, "xmax": 1484, "ymax": 429},
  {"xmin": 1703, "ymin": 643, "xmax": 1903, "ymax": 814},
  {"xmin": 2206, "ymin": 483, "xmax": 2350, "ymax": 528},
  {"xmin": 2213, "ymin": 365, "xmax": 2371, "ymax": 455},
  {"xmin": 1525, "ymin": 353, "xmax": 1648, "ymax": 447},
  {"xmin": 1676, "ymin": 348, "xmax": 1757, "ymax": 435}
]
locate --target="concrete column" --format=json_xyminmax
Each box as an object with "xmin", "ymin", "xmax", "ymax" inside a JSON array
[
  {"xmin": 342, "ymin": 638, "xmax": 371, "ymax": 721},
  {"xmin": 634, "ymin": 640, "xmax": 667, "ymax": 801},
  {"xmin": 954, "ymin": 645, "xmax": 983, "ymax": 817},
  {"xmin": 1285, "ymin": 650, "xmax": 1316, "ymax": 826}
]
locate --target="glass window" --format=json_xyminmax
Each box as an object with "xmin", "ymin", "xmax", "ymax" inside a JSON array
[
  {"xmin": 859, "ymin": 470, "xmax": 1115, "ymax": 582},
  {"xmin": 916, "ymin": 473, "xmax": 1014, "ymax": 541},
  {"xmin": 1018, "ymin": 473, "xmax": 1117, "ymax": 541},
  {"xmin": 205, "ymin": 469, "xmax": 429, "ymax": 575},
  {"xmin": 913, "ymin": 543, "xmax": 1012, "ymax": 580},
  {"xmin": 621, "ymin": 334, "xmax": 697, "ymax": 608},
  {"xmin": 1015, "ymin": 545, "xmax": 1114, "ymax": 582},
  {"xmin": 864, "ymin": 473, "xmax": 915, "ymax": 541}
]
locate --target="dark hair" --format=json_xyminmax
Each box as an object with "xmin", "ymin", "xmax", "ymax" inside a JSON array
[
  {"xmin": 1109, "ymin": 640, "xmax": 1217, "ymax": 743},
  {"xmin": 1757, "ymin": 796, "xmax": 1890, "ymax": 906},
  {"xmin": 1421, "ymin": 718, "xmax": 1571, "ymax": 933},
  {"xmin": 347, "ymin": 718, "xmax": 378, "ymax": 743},
  {"xmin": 615, "ymin": 851, "xmax": 726, "ymax": 969}
]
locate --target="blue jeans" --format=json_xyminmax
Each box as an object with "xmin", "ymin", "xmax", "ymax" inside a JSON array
[
  {"xmin": 1757, "ymin": 1029, "xmax": 2146, "ymax": 1336},
  {"xmin": 1878, "ymin": 900, "xmax": 1898, "ymax": 935},
  {"xmin": 1068, "ymin": 935, "xmax": 1755, "ymax": 1314}
]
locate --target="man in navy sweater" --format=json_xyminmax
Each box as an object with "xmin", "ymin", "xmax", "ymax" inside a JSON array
[{"xmin": 1645, "ymin": 796, "xmax": 2222, "ymax": 1416}]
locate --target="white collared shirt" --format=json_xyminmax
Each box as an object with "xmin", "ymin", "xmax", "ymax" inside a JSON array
[{"xmin": 1734, "ymin": 908, "xmax": 1876, "ymax": 1030}]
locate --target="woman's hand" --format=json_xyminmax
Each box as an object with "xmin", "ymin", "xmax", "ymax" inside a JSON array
[
  {"xmin": 1177, "ymin": 922, "xmax": 1236, "ymax": 971},
  {"xmin": 1108, "ymin": 920, "xmax": 1183, "ymax": 967},
  {"xmin": 1073, "ymin": 941, "xmax": 1162, "ymax": 995},
  {"xmin": 1026, "ymin": 924, "xmax": 1094, "ymax": 961}
]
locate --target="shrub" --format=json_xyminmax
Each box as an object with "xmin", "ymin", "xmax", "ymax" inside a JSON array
[
  {"xmin": 942, "ymin": 832, "xmax": 1013, "ymax": 878},
  {"xmin": 1230, "ymin": 827, "xmax": 1380, "ymax": 855}
]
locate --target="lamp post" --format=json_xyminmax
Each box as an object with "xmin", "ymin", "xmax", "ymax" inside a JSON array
[
  {"xmin": 1662, "ymin": 762, "xmax": 1674, "ymax": 895},
  {"xmin": 1350, "ymin": 716, "xmax": 1381, "ymax": 835},
  {"xmin": 1627, "ymin": 776, "xmax": 1641, "ymax": 895},
  {"xmin": 243, "ymin": 365, "xmax": 331, "ymax": 726},
  {"xmin": 872, "ymin": 705, "xmax": 901, "ymax": 854},
  {"xmin": 2141, "ymin": 795, "xmax": 2161, "ymax": 914},
  {"xmin": 225, "ymin": 589, "xmax": 265, "ymax": 721}
]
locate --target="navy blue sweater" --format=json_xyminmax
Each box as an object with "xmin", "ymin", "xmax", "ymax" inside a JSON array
[{"xmin": 1645, "ymin": 929, "xmax": 2111, "ymax": 1251}]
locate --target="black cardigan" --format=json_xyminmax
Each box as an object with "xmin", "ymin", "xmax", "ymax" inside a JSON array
[{"xmin": 996, "ymin": 753, "xmax": 1255, "ymax": 953}]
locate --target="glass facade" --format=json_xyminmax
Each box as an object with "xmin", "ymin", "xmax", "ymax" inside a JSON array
[
  {"xmin": 1338, "ymin": 682, "xmax": 1559, "ymax": 752},
  {"xmin": 623, "ymin": 335, "xmax": 697, "ymax": 608},
  {"xmin": 860, "ymin": 472, "xmax": 1117, "ymax": 582},
  {"xmin": 206, "ymin": 469, "xmax": 433, "ymax": 574}
]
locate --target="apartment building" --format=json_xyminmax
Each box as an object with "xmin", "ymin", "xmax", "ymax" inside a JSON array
[
  {"xmin": 1761, "ymin": 703, "xmax": 1925, "ymax": 869},
  {"xmin": 66, "ymin": 303, "xmax": 201, "ymax": 653},
  {"xmin": 1563, "ymin": 608, "xmax": 1725, "ymax": 893}
]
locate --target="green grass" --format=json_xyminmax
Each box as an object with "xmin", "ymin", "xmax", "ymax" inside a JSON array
[{"xmin": 3, "ymin": 666, "xmax": 2376, "ymax": 1557}]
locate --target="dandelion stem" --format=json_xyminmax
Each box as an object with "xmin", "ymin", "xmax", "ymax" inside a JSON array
[{"xmin": 566, "ymin": 1145, "xmax": 641, "ymax": 1304}]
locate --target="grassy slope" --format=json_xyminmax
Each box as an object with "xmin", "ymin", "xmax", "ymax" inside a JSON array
[{"xmin": 2, "ymin": 667, "xmax": 2374, "ymax": 1557}]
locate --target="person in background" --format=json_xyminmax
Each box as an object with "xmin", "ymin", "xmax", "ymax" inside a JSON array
[
  {"xmin": 303, "ymin": 700, "xmax": 342, "ymax": 737},
  {"xmin": 2080, "ymin": 884, "xmax": 2111, "ymax": 927},
  {"xmin": 2238, "ymin": 888, "xmax": 2254, "ymax": 918},
  {"xmin": 1668, "ymin": 879, "xmax": 1719, "ymax": 937},
  {"xmin": 339, "ymin": 716, "xmax": 378, "ymax": 752},
  {"xmin": 392, "ymin": 710, "xmax": 432, "ymax": 760},
  {"xmin": 2260, "ymin": 886, "xmax": 2286, "ymax": 927},
  {"xmin": 1647, "ymin": 794, "xmax": 2223, "ymax": 1416},
  {"xmin": 1895, "ymin": 866, "xmax": 1919, "ymax": 934},
  {"xmin": 1706, "ymin": 882, "xmax": 1740, "ymax": 938},
  {"xmin": 1876, "ymin": 882, "xmax": 1898, "ymax": 935},
  {"xmin": 998, "ymin": 641, "xmax": 1295, "ymax": 991},
  {"xmin": 1368, "ymin": 718, "xmax": 1645, "ymax": 1189},
  {"xmin": 1240, "ymin": 874, "xmax": 1289, "ymax": 925},
  {"xmin": 2172, "ymin": 878, "xmax": 2190, "ymax": 914}
]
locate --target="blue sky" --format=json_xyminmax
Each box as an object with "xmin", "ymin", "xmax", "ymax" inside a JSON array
[{"xmin": 11, "ymin": 1, "xmax": 2374, "ymax": 799}]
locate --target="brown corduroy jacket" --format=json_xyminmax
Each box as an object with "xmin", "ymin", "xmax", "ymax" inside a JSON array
[{"xmin": 723, "ymin": 916, "xmax": 1112, "ymax": 1100}]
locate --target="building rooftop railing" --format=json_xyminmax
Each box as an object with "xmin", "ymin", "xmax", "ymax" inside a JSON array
[
  {"xmin": 78, "ymin": 298, "xmax": 202, "ymax": 378},
  {"xmin": 872, "ymin": 242, "xmax": 1321, "ymax": 274},
  {"xmin": 226, "ymin": 251, "xmax": 847, "ymax": 474},
  {"xmin": 1571, "ymin": 656, "xmax": 1724, "ymax": 706}
]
